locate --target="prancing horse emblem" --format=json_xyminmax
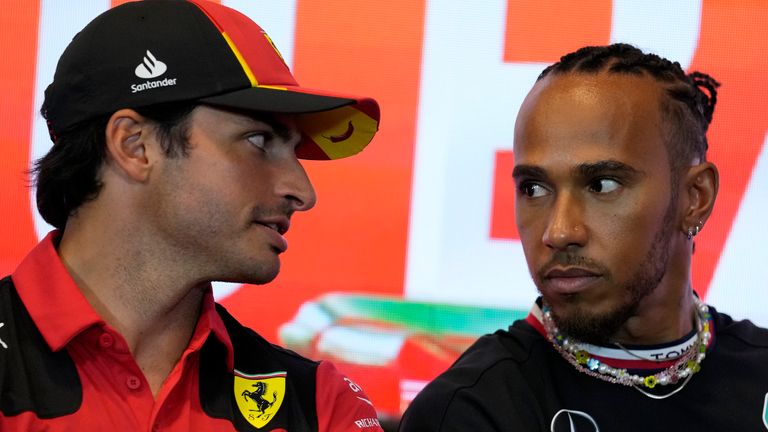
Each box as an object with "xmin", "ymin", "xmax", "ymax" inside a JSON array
[
  {"xmin": 233, "ymin": 370, "xmax": 286, "ymax": 428},
  {"xmin": 241, "ymin": 381, "xmax": 277, "ymax": 416}
]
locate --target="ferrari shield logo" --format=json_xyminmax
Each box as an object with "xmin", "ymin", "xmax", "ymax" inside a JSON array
[{"xmin": 234, "ymin": 370, "xmax": 286, "ymax": 429}]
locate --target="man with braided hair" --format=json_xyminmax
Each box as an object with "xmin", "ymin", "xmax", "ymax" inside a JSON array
[{"xmin": 400, "ymin": 44, "xmax": 768, "ymax": 431}]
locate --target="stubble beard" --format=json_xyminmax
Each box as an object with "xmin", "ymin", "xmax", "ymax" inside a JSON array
[
  {"xmin": 546, "ymin": 195, "xmax": 678, "ymax": 345},
  {"xmin": 165, "ymin": 203, "xmax": 287, "ymax": 286}
]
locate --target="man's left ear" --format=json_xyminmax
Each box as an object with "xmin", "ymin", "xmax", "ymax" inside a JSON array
[{"xmin": 681, "ymin": 161, "xmax": 719, "ymax": 236}]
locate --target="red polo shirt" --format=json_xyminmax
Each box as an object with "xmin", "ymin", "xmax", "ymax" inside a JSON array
[{"xmin": 1, "ymin": 232, "xmax": 383, "ymax": 431}]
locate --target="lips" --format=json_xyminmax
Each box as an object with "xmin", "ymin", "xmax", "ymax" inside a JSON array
[
  {"xmin": 253, "ymin": 217, "xmax": 290, "ymax": 252},
  {"xmin": 542, "ymin": 267, "xmax": 602, "ymax": 295},
  {"xmin": 546, "ymin": 267, "xmax": 600, "ymax": 278},
  {"xmin": 255, "ymin": 217, "xmax": 290, "ymax": 235}
]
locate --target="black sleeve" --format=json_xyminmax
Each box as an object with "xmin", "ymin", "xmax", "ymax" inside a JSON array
[
  {"xmin": 399, "ymin": 385, "xmax": 501, "ymax": 431},
  {"xmin": 400, "ymin": 377, "xmax": 544, "ymax": 432},
  {"xmin": 399, "ymin": 330, "xmax": 549, "ymax": 432}
]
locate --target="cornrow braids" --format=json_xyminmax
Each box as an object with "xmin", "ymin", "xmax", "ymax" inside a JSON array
[{"xmin": 538, "ymin": 43, "xmax": 720, "ymax": 173}]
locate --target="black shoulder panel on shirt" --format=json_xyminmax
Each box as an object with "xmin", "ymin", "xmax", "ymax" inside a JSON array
[
  {"xmin": 0, "ymin": 276, "xmax": 82, "ymax": 418},
  {"xmin": 400, "ymin": 321, "xmax": 551, "ymax": 431},
  {"xmin": 199, "ymin": 303, "xmax": 319, "ymax": 432},
  {"xmin": 711, "ymin": 306, "xmax": 768, "ymax": 349}
]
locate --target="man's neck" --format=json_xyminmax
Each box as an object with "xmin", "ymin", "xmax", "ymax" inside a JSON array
[
  {"xmin": 58, "ymin": 221, "xmax": 208, "ymax": 396},
  {"xmin": 612, "ymin": 286, "xmax": 696, "ymax": 346}
]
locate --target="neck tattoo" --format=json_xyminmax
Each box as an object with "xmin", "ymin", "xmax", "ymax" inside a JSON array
[{"xmin": 541, "ymin": 297, "xmax": 711, "ymax": 400}]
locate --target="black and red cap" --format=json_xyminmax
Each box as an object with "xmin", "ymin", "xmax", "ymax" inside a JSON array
[{"xmin": 42, "ymin": 0, "xmax": 380, "ymax": 160}]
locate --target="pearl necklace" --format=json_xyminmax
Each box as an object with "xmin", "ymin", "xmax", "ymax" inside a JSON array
[{"xmin": 541, "ymin": 298, "xmax": 711, "ymax": 399}]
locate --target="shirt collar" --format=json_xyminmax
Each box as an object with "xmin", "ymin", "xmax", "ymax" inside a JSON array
[
  {"xmin": 12, "ymin": 231, "xmax": 104, "ymax": 351},
  {"xmin": 196, "ymin": 287, "xmax": 235, "ymax": 372},
  {"xmin": 13, "ymin": 231, "xmax": 235, "ymax": 369}
]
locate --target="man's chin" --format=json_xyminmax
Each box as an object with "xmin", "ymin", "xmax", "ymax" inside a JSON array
[
  {"xmin": 245, "ymin": 268, "xmax": 280, "ymax": 285},
  {"xmin": 551, "ymin": 303, "xmax": 632, "ymax": 345},
  {"xmin": 218, "ymin": 262, "xmax": 281, "ymax": 286}
]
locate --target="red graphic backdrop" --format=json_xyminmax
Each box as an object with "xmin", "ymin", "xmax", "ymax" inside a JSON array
[{"xmin": 0, "ymin": 1, "xmax": 39, "ymax": 273}]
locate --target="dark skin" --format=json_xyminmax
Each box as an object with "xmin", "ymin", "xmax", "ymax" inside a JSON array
[{"xmin": 513, "ymin": 72, "xmax": 718, "ymax": 345}]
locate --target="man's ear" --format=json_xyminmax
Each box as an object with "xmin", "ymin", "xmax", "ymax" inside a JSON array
[
  {"xmin": 104, "ymin": 109, "xmax": 154, "ymax": 182},
  {"xmin": 680, "ymin": 161, "xmax": 719, "ymax": 235}
]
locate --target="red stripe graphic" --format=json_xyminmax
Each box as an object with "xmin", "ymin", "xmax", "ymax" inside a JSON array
[
  {"xmin": 504, "ymin": 0, "xmax": 612, "ymax": 63},
  {"xmin": 490, "ymin": 151, "xmax": 519, "ymax": 240},
  {"xmin": 0, "ymin": 1, "xmax": 41, "ymax": 275}
]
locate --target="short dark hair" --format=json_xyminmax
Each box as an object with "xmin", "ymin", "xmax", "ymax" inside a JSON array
[
  {"xmin": 33, "ymin": 102, "xmax": 197, "ymax": 229},
  {"xmin": 538, "ymin": 43, "xmax": 719, "ymax": 175}
]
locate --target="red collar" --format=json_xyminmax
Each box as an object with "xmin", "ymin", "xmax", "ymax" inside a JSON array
[{"xmin": 12, "ymin": 231, "xmax": 234, "ymax": 370}]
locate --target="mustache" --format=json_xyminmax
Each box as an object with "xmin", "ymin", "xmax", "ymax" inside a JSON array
[
  {"xmin": 250, "ymin": 202, "xmax": 295, "ymax": 220},
  {"xmin": 536, "ymin": 252, "xmax": 609, "ymax": 280}
]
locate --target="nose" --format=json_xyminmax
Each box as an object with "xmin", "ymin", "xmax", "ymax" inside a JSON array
[
  {"xmin": 542, "ymin": 191, "xmax": 587, "ymax": 250},
  {"xmin": 277, "ymin": 157, "xmax": 317, "ymax": 212}
]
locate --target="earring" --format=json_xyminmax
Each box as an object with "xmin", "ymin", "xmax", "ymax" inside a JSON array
[{"xmin": 687, "ymin": 221, "xmax": 703, "ymax": 241}]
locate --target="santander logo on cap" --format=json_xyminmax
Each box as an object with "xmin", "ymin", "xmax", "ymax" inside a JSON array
[
  {"xmin": 130, "ymin": 50, "xmax": 177, "ymax": 94},
  {"xmin": 135, "ymin": 50, "xmax": 167, "ymax": 79}
]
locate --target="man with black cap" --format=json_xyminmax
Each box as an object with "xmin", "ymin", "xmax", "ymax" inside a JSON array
[
  {"xmin": 0, "ymin": 1, "xmax": 382, "ymax": 431},
  {"xmin": 400, "ymin": 43, "xmax": 768, "ymax": 431}
]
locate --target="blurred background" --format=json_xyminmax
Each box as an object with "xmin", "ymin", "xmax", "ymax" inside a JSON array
[{"xmin": 2, "ymin": 0, "xmax": 767, "ymax": 427}]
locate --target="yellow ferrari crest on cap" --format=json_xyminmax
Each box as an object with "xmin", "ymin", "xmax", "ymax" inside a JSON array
[{"xmin": 234, "ymin": 370, "xmax": 286, "ymax": 428}]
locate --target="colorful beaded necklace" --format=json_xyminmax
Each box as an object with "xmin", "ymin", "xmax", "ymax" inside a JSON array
[{"xmin": 541, "ymin": 297, "xmax": 712, "ymax": 399}]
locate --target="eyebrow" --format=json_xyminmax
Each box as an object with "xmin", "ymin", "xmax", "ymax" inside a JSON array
[
  {"xmin": 223, "ymin": 107, "xmax": 295, "ymax": 142},
  {"xmin": 512, "ymin": 165, "xmax": 548, "ymax": 180},
  {"xmin": 248, "ymin": 113, "xmax": 294, "ymax": 142},
  {"xmin": 575, "ymin": 160, "xmax": 645, "ymax": 178},
  {"xmin": 512, "ymin": 160, "xmax": 645, "ymax": 180}
]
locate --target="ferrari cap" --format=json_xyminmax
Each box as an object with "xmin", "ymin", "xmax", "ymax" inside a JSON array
[{"xmin": 42, "ymin": 0, "xmax": 380, "ymax": 160}]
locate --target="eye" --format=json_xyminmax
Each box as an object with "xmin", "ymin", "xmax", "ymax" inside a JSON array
[
  {"xmin": 588, "ymin": 178, "xmax": 621, "ymax": 194},
  {"xmin": 246, "ymin": 132, "xmax": 271, "ymax": 151},
  {"xmin": 519, "ymin": 182, "xmax": 550, "ymax": 198}
]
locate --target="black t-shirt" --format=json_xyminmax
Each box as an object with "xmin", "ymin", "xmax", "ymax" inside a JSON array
[{"xmin": 400, "ymin": 305, "xmax": 768, "ymax": 431}]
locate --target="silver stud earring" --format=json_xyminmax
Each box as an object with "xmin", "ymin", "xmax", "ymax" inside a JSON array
[{"xmin": 687, "ymin": 221, "xmax": 703, "ymax": 241}]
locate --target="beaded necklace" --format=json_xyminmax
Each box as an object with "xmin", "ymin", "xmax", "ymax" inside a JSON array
[{"xmin": 541, "ymin": 297, "xmax": 712, "ymax": 399}]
